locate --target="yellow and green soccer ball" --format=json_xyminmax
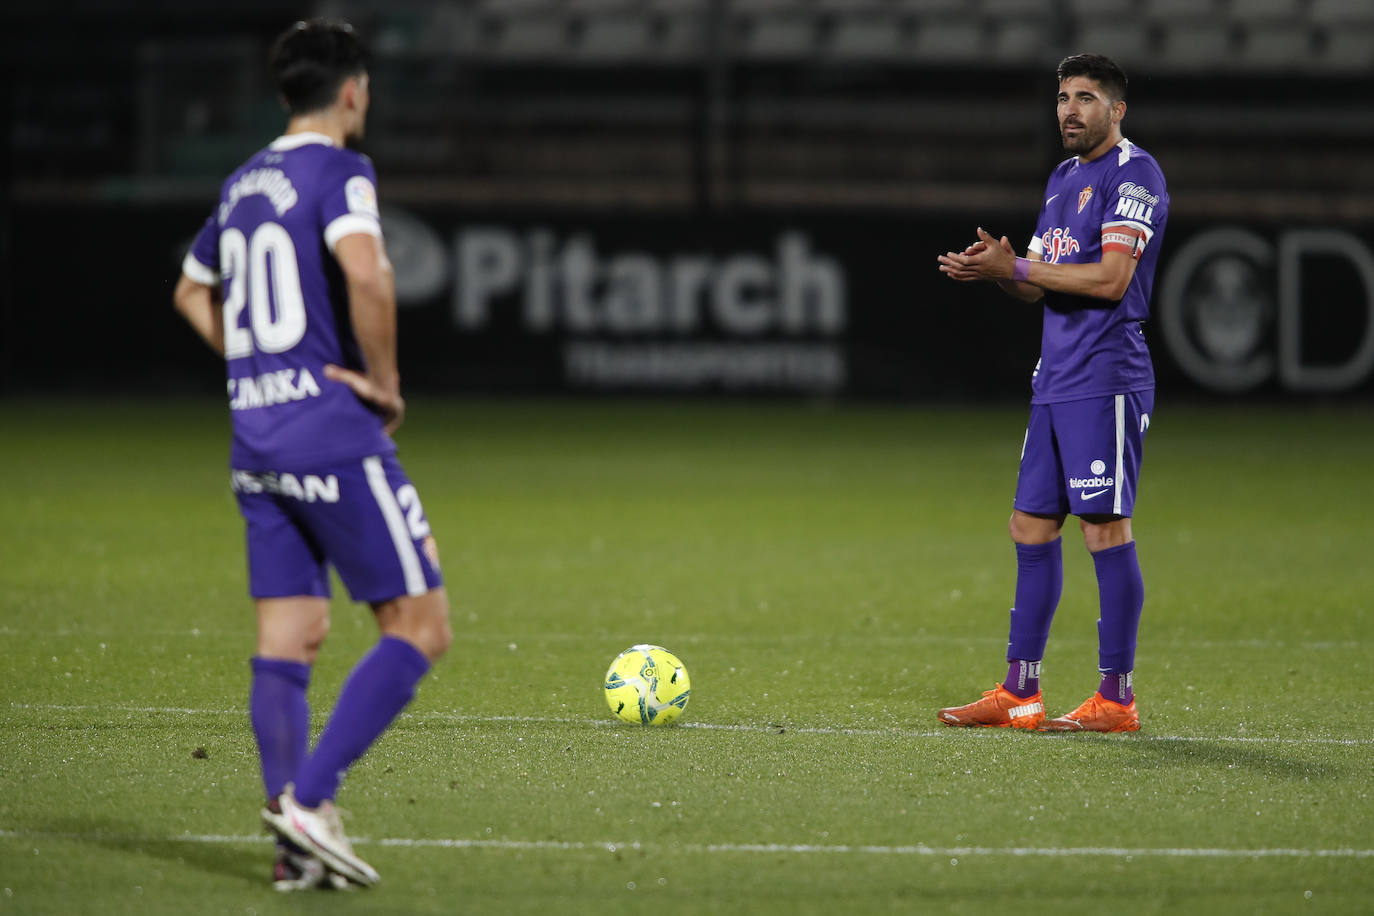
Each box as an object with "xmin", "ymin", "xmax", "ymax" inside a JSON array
[{"xmin": 603, "ymin": 644, "xmax": 691, "ymax": 725}]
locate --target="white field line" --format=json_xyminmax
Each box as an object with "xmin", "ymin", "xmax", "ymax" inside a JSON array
[
  {"xmin": 1, "ymin": 626, "xmax": 1364, "ymax": 653},
  {"xmin": 8, "ymin": 703, "xmax": 1374, "ymax": 746},
  {"xmin": 0, "ymin": 828, "xmax": 1369, "ymax": 860}
]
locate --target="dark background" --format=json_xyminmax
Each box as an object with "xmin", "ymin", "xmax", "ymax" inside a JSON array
[{"xmin": 5, "ymin": 0, "xmax": 1373, "ymax": 401}]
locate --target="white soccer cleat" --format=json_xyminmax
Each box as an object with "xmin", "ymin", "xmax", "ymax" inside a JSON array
[
  {"xmin": 262, "ymin": 786, "xmax": 380, "ymax": 887},
  {"xmin": 272, "ymin": 842, "xmax": 351, "ymax": 892}
]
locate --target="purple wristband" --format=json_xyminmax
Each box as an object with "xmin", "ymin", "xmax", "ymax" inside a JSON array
[{"xmin": 1013, "ymin": 257, "xmax": 1031, "ymax": 283}]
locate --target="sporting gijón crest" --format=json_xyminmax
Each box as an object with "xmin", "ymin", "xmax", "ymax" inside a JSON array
[
  {"xmin": 1077, "ymin": 185, "xmax": 1093, "ymax": 213},
  {"xmin": 1040, "ymin": 227, "xmax": 1080, "ymax": 264}
]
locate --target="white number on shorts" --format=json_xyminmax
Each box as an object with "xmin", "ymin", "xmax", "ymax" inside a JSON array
[
  {"xmin": 218, "ymin": 222, "xmax": 308, "ymax": 357},
  {"xmin": 396, "ymin": 484, "xmax": 431, "ymax": 539}
]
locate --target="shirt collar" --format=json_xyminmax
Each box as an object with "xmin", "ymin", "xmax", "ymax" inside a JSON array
[{"xmin": 268, "ymin": 132, "xmax": 336, "ymax": 151}]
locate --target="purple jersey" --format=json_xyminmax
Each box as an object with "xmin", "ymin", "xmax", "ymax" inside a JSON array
[
  {"xmin": 1027, "ymin": 138, "xmax": 1168, "ymax": 404},
  {"xmin": 183, "ymin": 132, "xmax": 393, "ymax": 468}
]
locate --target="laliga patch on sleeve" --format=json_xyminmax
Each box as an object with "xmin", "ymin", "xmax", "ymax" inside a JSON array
[{"xmin": 345, "ymin": 175, "xmax": 379, "ymax": 218}]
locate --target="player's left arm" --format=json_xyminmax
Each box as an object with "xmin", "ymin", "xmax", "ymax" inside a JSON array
[
  {"xmin": 943, "ymin": 226, "xmax": 1140, "ymax": 302},
  {"xmin": 173, "ymin": 273, "xmax": 225, "ymax": 356},
  {"xmin": 327, "ymin": 231, "xmax": 406, "ymax": 434},
  {"xmin": 318, "ymin": 163, "xmax": 406, "ymax": 433}
]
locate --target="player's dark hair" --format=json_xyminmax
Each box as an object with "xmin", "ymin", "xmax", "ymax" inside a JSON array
[
  {"xmin": 268, "ymin": 19, "xmax": 370, "ymax": 116},
  {"xmin": 1057, "ymin": 53, "xmax": 1128, "ymax": 102}
]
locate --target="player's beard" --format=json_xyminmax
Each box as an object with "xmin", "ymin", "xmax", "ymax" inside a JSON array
[{"xmin": 1060, "ymin": 111, "xmax": 1111, "ymax": 155}]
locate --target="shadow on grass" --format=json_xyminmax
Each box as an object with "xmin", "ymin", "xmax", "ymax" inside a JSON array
[
  {"xmin": 1046, "ymin": 733, "xmax": 1350, "ymax": 781},
  {"xmin": 35, "ymin": 812, "xmax": 268, "ymax": 884}
]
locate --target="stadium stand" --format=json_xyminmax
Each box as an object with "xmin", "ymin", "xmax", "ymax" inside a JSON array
[{"xmin": 7, "ymin": 0, "xmax": 1373, "ymax": 219}]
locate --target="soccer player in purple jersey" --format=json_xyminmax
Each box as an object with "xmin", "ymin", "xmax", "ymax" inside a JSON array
[
  {"xmin": 934, "ymin": 53, "xmax": 1168, "ymax": 733},
  {"xmin": 173, "ymin": 20, "xmax": 451, "ymax": 888}
]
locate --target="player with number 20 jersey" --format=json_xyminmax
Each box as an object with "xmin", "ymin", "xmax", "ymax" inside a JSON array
[
  {"xmin": 183, "ymin": 135, "xmax": 394, "ymax": 469},
  {"xmin": 173, "ymin": 20, "xmax": 450, "ymax": 891}
]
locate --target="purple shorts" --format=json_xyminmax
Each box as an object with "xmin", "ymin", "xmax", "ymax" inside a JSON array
[
  {"xmin": 232, "ymin": 453, "xmax": 443, "ymax": 603},
  {"xmin": 1014, "ymin": 391, "xmax": 1154, "ymax": 519}
]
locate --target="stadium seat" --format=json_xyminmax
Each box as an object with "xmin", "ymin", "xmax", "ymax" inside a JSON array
[
  {"xmin": 566, "ymin": 0, "xmax": 640, "ymax": 11},
  {"xmin": 1237, "ymin": 23, "xmax": 1315, "ymax": 69},
  {"xmin": 575, "ymin": 14, "xmax": 656, "ymax": 60},
  {"xmin": 1064, "ymin": 0, "xmax": 1135, "ymax": 17},
  {"xmin": 981, "ymin": 0, "xmax": 1050, "ymax": 17},
  {"xmin": 827, "ymin": 15, "xmax": 907, "ymax": 60},
  {"xmin": 475, "ymin": 0, "xmax": 560, "ymax": 12},
  {"xmin": 647, "ymin": 11, "xmax": 709, "ymax": 60},
  {"xmin": 1316, "ymin": 26, "xmax": 1374, "ymax": 70},
  {"xmin": 1219, "ymin": 0, "xmax": 1299, "ymax": 18},
  {"xmin": 992, "ymin": 19, "xmax": 1049, "ymax": 63},
  {"xmin": 732, "ymin": 0, "xmax": 811, "ymax": 12},
  {"xmin": 486, "ymin": 16, "xmax": 573, "ymax": 59},
  {"xmin": 1157, "ymin": 22, "xmax": 1232, "ymax": 69},
  {"xmin": 737, "ymin": 14, "xmax": 819, "ymax": 58},
  {"xmin": 812, "ymin": 0, "xmax": 894, "ymax": 11},
  {"xmin": 910, "ymin": 22, "xmax": 985, "ymax": 62},
  {"xmin": 1309, "ymin": 0, "xmax": 1374, "ymax": 25},
  {"xmin": 1141, "ymin": 0, "xmax": 1220, "ymax": 17},
  {"xmin": 1074, "ymin": 22, "xmax": 1153, "ymax": 63},
  {"xmin": 410, "ymin": 4, "xmax": 480, "ymax": 55},
  {"xmin": 891, "ymin": 0, "xmax": 966, "ymax": 11},
  {"xmin": 647, "ymin": 0, "xmax": 709, "ymax": 10}
]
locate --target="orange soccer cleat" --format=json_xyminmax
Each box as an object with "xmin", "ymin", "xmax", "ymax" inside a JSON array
[
  {"xmin": 1040, "ymin": 691, "xmax": 1139, "ymax": 732},
  {"xmin": 937, "ymin": 684, "xmax": 1045, "ymax": 729}
]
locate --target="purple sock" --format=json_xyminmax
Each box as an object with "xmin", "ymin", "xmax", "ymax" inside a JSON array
[
  {"xmin": 293, "ymin": 636, "xmax": 430, "ymax": 808},
  {"xmin": 249, "ymin": 657, "xmax": 311, "ymax": 801},
  {"xmin": 1099, "ymin": 670, "xmax": 1134, "ymax": 705},
  {"xmin": 1004, "ymin": 659, "xmax": 1042, "ymax": 698},
  {"xmin": 1093, "ymin": 540, "xmax": 1144, "ymax": 702},
  {"xmin": 1006, "ymin": 537, "xmax": 1063, "ymax": 667}
]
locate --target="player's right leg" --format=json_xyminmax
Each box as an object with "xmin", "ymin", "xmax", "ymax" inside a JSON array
[
  {"xmin": 236, "ymin": 480, "xmax": 339, "ymax": 886},
  {"xmin": 937, "ymin": 684, "xmax": 1047, "ymax": 729},
  {"xmin": 252, "ymin": 597, "xmax": 329, "ymax": 799},
  {"xmin": 937, "ymin": 408, "xmax": 1066, "ymax": 729},
  {"xmin": 1038, "ymin": 392, "xmax": 1151, "ymax": 732}
]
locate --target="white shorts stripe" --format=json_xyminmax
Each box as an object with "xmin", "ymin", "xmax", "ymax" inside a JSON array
[
  {"xmin": 363, "ymin": 456, "xmax": 427, "ymax": 597},
  {"xmin": 1113, "ymin": 395, "xmax": 1126, "ymax": 515}
]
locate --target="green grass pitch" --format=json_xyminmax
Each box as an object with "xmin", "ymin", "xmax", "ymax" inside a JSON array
[{"xmin": 1, "ymin": 398, "xmax": 1371, "ymax": 915}]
